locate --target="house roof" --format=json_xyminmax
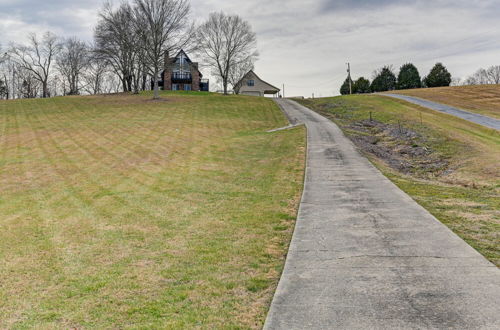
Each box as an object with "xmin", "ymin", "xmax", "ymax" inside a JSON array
[
  {"xmin": 172, "ymin": 49, "xmax": 192, "ymax": 63},
  {"xmin": 166, "ymin": 49, "xmax": 202, "ymax": 77},
  {"xmin": 236, "ymin": 70, "xmax": 280, "ymax": 92}
]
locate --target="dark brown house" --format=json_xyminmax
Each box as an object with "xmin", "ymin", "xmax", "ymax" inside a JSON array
[{"xmin": 158, "ymin": 50, "xmax": 209, "ymax": 92}]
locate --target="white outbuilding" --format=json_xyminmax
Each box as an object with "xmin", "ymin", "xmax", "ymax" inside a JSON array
[{"xmin": 234, "ymin": 70, "xmax": 280, "ymax": 97}]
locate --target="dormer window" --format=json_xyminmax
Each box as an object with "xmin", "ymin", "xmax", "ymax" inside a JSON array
[{"xmin": 247, "ymin": 80, "xmax": 255, "ymax": 87}]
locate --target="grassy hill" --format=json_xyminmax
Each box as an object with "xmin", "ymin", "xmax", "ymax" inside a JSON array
[
  {"xmin": 0, "ymin": 92, "xmax": 305, "ymax": 328},
  {"xmin": 387, "ymin": 84, "xmax": 500, "ymax": 119},
  {"xmin": 298, "ymin": 95, "xmax": 499, "ymax": 266}
]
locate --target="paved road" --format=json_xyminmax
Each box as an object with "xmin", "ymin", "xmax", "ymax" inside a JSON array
[
  {"xmin": 264, "ymin": 99, "xmax": 500, "ymax": 330},
  {"xmin": 384, "ymin": 93, "xmax": 500, "ymax": 130}
]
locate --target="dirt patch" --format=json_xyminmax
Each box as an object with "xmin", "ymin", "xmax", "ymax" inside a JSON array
[
  {"xmin": 298, "ymin": 100, "xmax": 454, "ymax": 178},
  {"xmin": 347, "ymin": 119, "xmax": 449, "ymax": 176}
]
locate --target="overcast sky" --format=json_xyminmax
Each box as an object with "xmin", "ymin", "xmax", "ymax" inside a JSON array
[{"xmin": 1, "ymin": 0, "xmax": 500, "ymax": 97}]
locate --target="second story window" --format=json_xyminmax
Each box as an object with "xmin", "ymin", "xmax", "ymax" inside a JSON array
[{"xmin": 247, "ymin": 80, "xmax": 255, "ymax": 87}]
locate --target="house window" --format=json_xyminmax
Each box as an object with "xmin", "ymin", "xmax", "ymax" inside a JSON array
[
  {"xmin": 247, "ymin": 80, "xmax": 255, "ymax": 87},
  {"xmin": 184, "ymin": 84, "xmax": 191, "ymax": 91},
  {"xmin": 172, "ymin": 84, "xmax": 179, "ymax": 91}
]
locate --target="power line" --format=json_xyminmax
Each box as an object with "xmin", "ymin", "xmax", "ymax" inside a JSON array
[{"xmin": 284, "ymin": 73, "xmax": 346, "ymax": 89}]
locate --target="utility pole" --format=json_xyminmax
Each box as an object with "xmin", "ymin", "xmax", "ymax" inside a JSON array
[
  {"xmin": 346, "ymin": 62, "xmax": 352, "ymax": 95},
  {"xmin": 282, "ymin": 84, "xmax": 285, "ymax": 98}
]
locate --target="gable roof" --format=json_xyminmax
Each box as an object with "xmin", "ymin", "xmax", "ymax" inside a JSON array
[
  {"xmin": 166, "ymin": 49, "xmax": 202, "ymax": 77},
  {"xmin": 173, "ymin": 49, "xmax": 192, "ymax": 63},
  {"xmin": 235, "ymin": 70, "xmax": 280, "ymax": 91}
]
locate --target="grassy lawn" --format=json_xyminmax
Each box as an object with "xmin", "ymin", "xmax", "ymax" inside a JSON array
[
  {"xmin": 0, "ymin": 91, "xmax": 305, "ymax": 328},
  {"xmin": 297, "ymin": 95, "xmax": 499, "ymax": 266},
  {"xmin": 387, "ymin": 84, "xmax": 500, "ymax": 119}
]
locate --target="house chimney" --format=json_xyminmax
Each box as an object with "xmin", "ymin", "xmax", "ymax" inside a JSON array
[{"xmin": 163, "ymin": 51, "xmax": 170, "ymax": 70}]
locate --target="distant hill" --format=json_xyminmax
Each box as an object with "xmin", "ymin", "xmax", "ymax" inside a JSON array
[{"xmin": 386, "ymin": 85, "xmax": 500, "ymax": 119}]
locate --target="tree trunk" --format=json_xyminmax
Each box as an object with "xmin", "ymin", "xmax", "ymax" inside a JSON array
[
  {"xmin": 127, "ymin": 76, "xmax": 132, "ymax": 92},
  {"xmin": 3, "ymin": 74, "xmax": 9, "ymax": 100},
  {"xmin": 223, "ymin": 78, "xmax": 228, "ymax": 95},
  {"xmin": 42, "ymin": 81, "xmax": 48, "ymax": 98},
  {"xmin": 153, "ymin": 70, "xmax": 159, "ymax": 100},
  {"xmin": 142, "ymin": 75, "xmax": 147, "ymax": 91},
  {"xmin": 133, "ymin": 74, "xmax": 139, "ymax": 94}
]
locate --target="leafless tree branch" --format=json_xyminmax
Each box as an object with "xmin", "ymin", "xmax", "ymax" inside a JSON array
[
  {"xmin": 9, "ymin": 32, "xmax": 61, "ymax": 98},
  {"xmin": 196, "ymin": 12, "xmax": 258, "ymax": 95},
  {"xmin": 132, "ymin": 0, "xmax": 193, "ymax": 99}
]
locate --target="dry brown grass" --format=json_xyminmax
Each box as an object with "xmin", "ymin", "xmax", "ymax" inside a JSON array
[{"xmin": 389, "ymin": 84, "xmax": 500, "ymax": 119}]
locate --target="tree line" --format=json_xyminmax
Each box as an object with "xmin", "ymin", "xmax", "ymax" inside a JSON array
[
  {"xmin": 462, "ymin": 66, "xmax": 500, "ymax": 85},
  {"xmin": 340, "ymin": 62, "xmax": 500, "ymax": 95},
  {"xmin": 340, "ymin": 62, "xmax": 453, "ymax": 95},
  {"xmin": 0, "ymin": 0, "xmax": 258, "ymax": 100}
]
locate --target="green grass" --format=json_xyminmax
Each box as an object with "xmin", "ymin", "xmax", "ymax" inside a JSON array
[
  {"xmin": 297, "ymin": 95, "xmax": 500, "ymax": 266},
  {"xmin": 0, "ymin": 92, "xmax": 305, "ymax": 328}
]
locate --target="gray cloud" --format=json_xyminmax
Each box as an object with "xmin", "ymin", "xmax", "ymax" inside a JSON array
[
  {"xmin": 321, "ymin": 0, "xmax": 417, "ymax": 11},
  {"xmin": 1, "ymin": 0, "xmax": 500, "ymax": 97},
  {"xmin": 321, "ymin": 0, "xmax": 500, "ymax": 12},
  {"xmin": 0, "ymin": 0, "xmax": 102, "ymax": 41}
]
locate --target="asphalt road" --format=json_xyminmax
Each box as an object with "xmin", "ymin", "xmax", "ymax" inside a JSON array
[
  {"xmin": 264, "ymin": 99, "xmax": 500, "ymax": 330},
  {"xmin": 384, "ymin": 93, "xmax": 500, "ymax": 130}
]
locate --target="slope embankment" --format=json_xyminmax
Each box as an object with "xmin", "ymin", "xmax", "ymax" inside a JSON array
[{"xmin": 265, "ymin": 99, "xmax": 500, "ymax": 329}]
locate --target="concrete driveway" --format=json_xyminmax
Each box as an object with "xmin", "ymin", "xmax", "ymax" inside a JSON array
[
  {"xmin": 264, "ymin": 99, "xmax": 500, "ymax": 329},
  {"xmin": 384, "ymin": 93, "xmax": 500, "ymax": 130}
]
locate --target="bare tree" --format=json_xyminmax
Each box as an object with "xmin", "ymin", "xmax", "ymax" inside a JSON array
[
  {"xmin": 196, "ymin": 12, "xmax": 258, "ymax": 95},
  {"xmin": 0, "ymin": 58, "xmax": 16, "ymax": 99},
  {"xmin": 0, "ymin": 45, "xmax": 7, "ymax": 65},
  {"xmin": 94, "ymin": 2, "xmax": 139, "ymax": 93},
  {"xmin": 104, "ymin": 73, "xmax": 123, "ymax": 94},
  {"xmin": 476, "ymin": 68, "xmax": 489, "ymax": 84},
  {"xmin": 132, "ymin": 0, "xmax": 193, "ymax": 99},
  {"xmin": 9, "ymin": 32, "xmax": 60, "ymax": 98},
  {"xmin": 463, "ymin": 66, "xmax": 500, "ymax": 85},
  {"xmin": 0, "ymin": 79, "xmax": 7, "ymax": 99},
  {"xmin": 49, "ymin": 73, "xmax": 64, "ymax": 97},
  {"xmin": 486, "ymin": 65, "xmax": 500, "ymax": 84},
  {"xmin": 15, "ymin": 66, "xmax": 41, "ymax": 98},
  {"xmin": 57, "ymin": 37, "xmax": 89, "ymax": 95},
  {"xmin": 463, "ymin": 75, "xmax": 478, "ymax": 86},
  {"xmin": 82, "ymin": 50, "xmax": 109, "ymax": 95},
  {"xmin": 0, "ymin": 46, "xmax": 10, "ymax": 99},
  {"xmin": 0, "ymin": 55, "xmax": 7, "ymax": 98},
  {"xmin": 450, "ymin": 77, "xmax": 462, "ymax": 86},
  {"xmin": 230, "ymin": 58, "xmax": 254, "ymax": 94}
]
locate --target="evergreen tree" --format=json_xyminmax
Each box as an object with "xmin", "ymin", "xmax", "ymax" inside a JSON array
[
  {"xmin": 397, "ymin": 63, "xmax": 421, "ymax": 89},
  {"xmin": 370, "ymin": 66, "xmax": 396, "ymax": 92},
  {"xmin": 340, "ymin": 77, "xmax": 352, "ymax": 95},
  {"xmin": 423, "ymin": 63, "xmax": 452, "ymax": 87},
  {"xmin": 354, "ymin": 77, "xmax": 371, "ymax": 93}
]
